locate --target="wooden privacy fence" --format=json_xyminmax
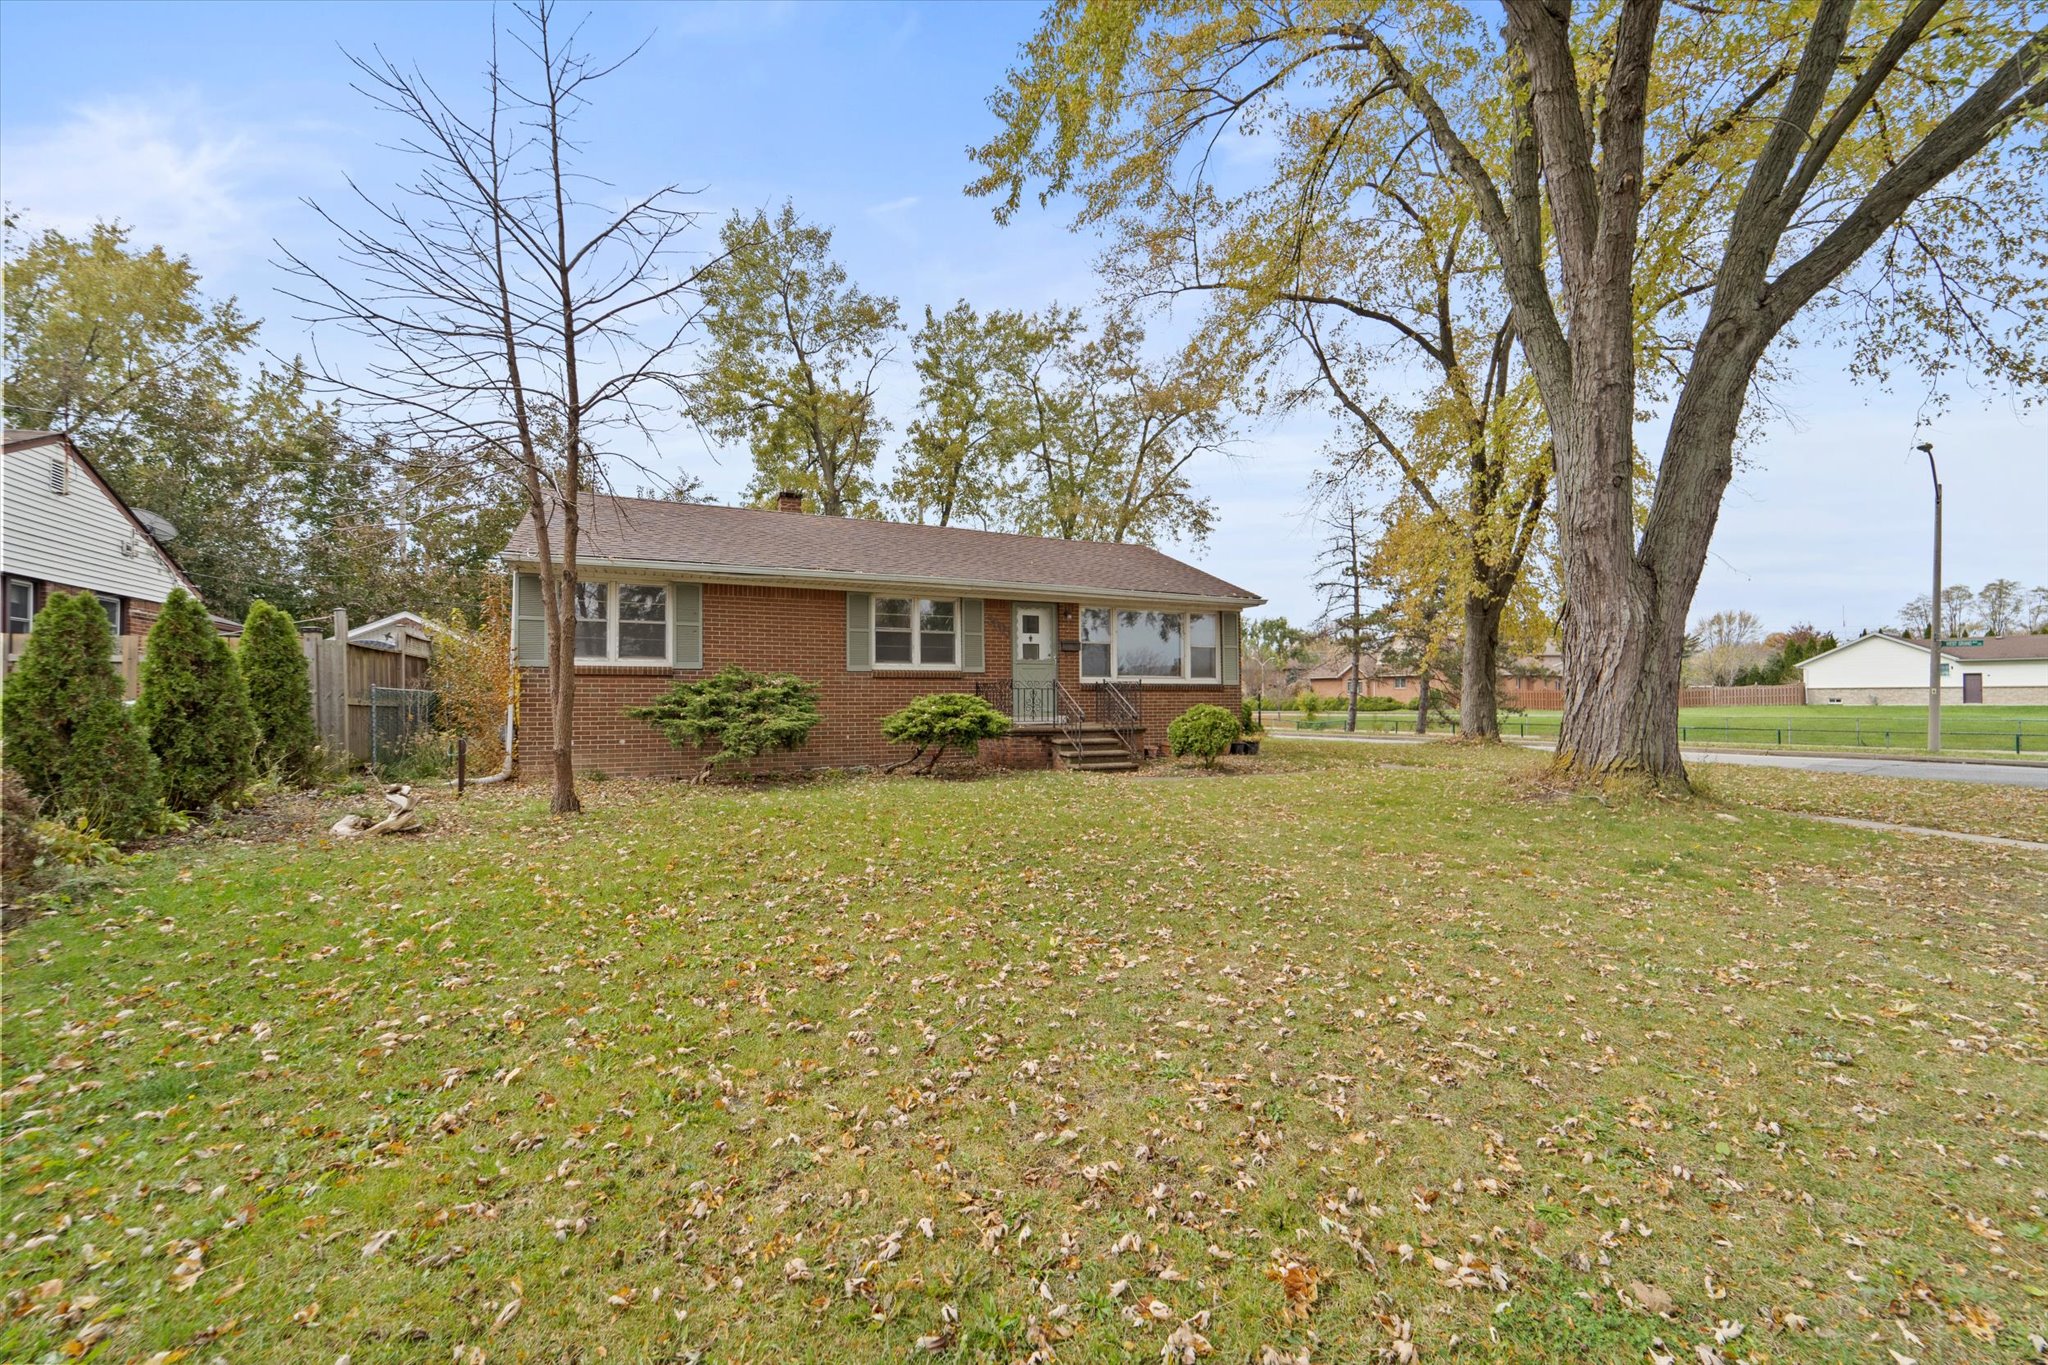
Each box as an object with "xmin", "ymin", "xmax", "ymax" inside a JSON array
[
  {"xmin": 2, "ymin": 634, "xmax": 145, "ymax": 699},
  {"xmin": 1678, "ymin": 684, "xmax": 1806, "ymax": 707},
  {"xmin": 302, "ymin": 610, "xmax": 432, "ymax": 765}
]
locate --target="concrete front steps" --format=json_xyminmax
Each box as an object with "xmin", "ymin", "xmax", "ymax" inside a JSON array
[{"xmin": 1051, "ymin": 726, "xmax": 1139, "ymax": 772}]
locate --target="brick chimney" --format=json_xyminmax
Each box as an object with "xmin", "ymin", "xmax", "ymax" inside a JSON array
[{"xmin": 775, "ymin": 489, "xmax": 804, "ymax": 513}]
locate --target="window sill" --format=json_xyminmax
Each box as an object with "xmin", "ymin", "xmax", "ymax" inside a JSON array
[
  {"xmin": 1081, "ymin": 677, "xmax": 1226, "ymax": 687},
  {"xmin": 871, "ymin": 664, "xmax": 970, "ymax": 674}
]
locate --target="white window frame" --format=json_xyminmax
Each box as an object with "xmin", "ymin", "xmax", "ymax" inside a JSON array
[
  {"xmin": 1079, "ymin": 606, "xmax": 1222, "ymax": 684},
  {"xmin": 873, "ymin": 596, "xmax": 960, "ymax": 670},
  {"xmin": 572, "ymin": 579, "xmax": 671, "ymax": 665},
  {"xmin": 4, "ymin": 578, "xmax": 35, "ymax": 636}
]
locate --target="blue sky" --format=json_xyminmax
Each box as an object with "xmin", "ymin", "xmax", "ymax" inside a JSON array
[{"xmin": 3, "ymin": 0, "xmax": 2040, "ymax": 633}]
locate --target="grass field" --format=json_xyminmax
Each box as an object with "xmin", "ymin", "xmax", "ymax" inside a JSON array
[
  {"xmin": 3, "ymin": 742, "xmax": 2044, "ymax": 1362},
  {"xmin": 1273, "ymin": 704, "xmax": 2048, "ymax": 755}
]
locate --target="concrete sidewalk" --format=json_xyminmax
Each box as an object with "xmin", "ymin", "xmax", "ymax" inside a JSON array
[{"xmin": 1266, "ymin": 730, "xmax": 2048, "ymax": 789}]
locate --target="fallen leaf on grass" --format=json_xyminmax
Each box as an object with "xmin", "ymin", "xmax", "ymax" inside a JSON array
[
  {"xmin": 1628, "ymin": 1281, "xmax": 1674, "ymax": 1315},
  {"xmin": 361, "ymin": 1229, "xmax": 398, "ymax": 1257},
  {"xmin": 1264, "ymin": 1253, "xmax": 1320, "ymax": 1324}
]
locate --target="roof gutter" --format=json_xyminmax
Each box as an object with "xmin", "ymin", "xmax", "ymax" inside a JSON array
[{"xmin": 499, "ymin": 554, "xmax": 1266, "ymax": 610}]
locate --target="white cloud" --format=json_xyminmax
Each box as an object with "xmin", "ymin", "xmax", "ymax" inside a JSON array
[{"xmin": 1, "ymin": 92, "xmax": 322, "ymax": 278}]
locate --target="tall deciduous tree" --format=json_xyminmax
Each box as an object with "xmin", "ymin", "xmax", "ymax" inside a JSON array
[
  {"xmin": 281, "ymin": 0, "xmax": 715, "ymax": 814},
  {"xmin": 975, "ymin": 0, "xmax": 2048, "ymax": 785},
  {"xmin": 2, "ymin": 221, "xmax": 315, "ymax": 614},
  {"xmin": 1009, "ymin": 311, "xmax": 1230, "ymax": 545},
  {"xmin": 1978, "ymin": 578, "xmax": 2025, "ymax": 635},
  {"xmin": 1000, "ymin": 40, "xmax": 1555, "ymax": 737},
  {"xmin": 1686, "ymin": 609, "xmax": 1765, "ymax": 686},
  {"xmin": 689, "ymin": 203, "xmax": 898, "ymax": 517},
  {"xmin": 894, "ymin": 303, "xmax": 1231, "ymax": 544},
  {"xmin": 889, "ymin": 302, "xmax": 1036, "ymax": 526}
]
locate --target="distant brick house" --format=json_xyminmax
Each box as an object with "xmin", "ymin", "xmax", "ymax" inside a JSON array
[
  {"xmin": 1302, "ymin": 644, "xmax": 1562, "ymax": 705},
  {"xmin": 502, "ymin": 493, "xmax": 1262, "ymax": 776},
  {"xmin": 2, "ymin": 430, "xmax": 223, "ymax": 697}
]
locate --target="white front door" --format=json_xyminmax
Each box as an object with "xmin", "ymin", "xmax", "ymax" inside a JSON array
[{"xmin": 1012, "ymin": 603, "xmax": 1058, "ymax": 723}]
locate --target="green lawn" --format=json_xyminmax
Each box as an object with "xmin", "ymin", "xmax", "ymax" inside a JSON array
[
  {"xmin": 1271, "ymin": 704, "xmax": 2048, "ymax": 755},
  {"xmin": 3, "ymin": 742, "xmax": 2044, "ymax": 1362}
]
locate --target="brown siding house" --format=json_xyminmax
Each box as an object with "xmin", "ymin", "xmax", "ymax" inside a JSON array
[{"xmin": 503, "ymin": 495, "xmax": 1263, "ymax": 776}]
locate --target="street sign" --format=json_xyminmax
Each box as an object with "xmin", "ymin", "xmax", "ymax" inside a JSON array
[{"xmin": 1939, "ymin": 638, "xmax": 1982, "ymax": 647}]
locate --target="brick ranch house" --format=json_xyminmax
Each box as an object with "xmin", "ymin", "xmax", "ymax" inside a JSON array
[
  {"xmin": 1301, "ymin": 645, "xmax": 1563, "ymax": 706},
  {"xmin": 502, "ymin": 493, "xmax": 1264, "ymax": 776}
]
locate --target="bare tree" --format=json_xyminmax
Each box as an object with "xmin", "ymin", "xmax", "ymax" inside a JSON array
[
  {"xmin": 280, "ymin": 2, "xmax": 715, "ymax": 814},
  {"xmin": 1310, "ymin": 477, "xmax": 1377, "ymax": 734}
]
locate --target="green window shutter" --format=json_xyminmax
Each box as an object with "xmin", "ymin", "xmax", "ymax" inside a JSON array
[
  {"xmin": 513, "ymin": 572, "xmax": 547, "ymax": 665},
  {"xmin": 1220, "ymin": 610, "xmax": 1241, "ymax": 686},
  {"xmin": 672, "ymin": 582, "xmax": 703, "ymax": 669},
  {"xmin": 961, "ymin": 598, "xmax": 985, "ymax": 672},
  {"xmin": 846, "ymin": 592, "xmax": 872, "ymax": 672}
]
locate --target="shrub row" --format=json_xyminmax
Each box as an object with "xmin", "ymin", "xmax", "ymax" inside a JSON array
[
  {"xmin": 634, "ymin": 670, "xmax": 1263, "ymax": 777},
  {"xmin": 1, "ymin": 589, "xmax": 318, "ymax": 844},
  {"xmin": 632, "ymin": 669, "xmax": 1017, "ymax": 779}
]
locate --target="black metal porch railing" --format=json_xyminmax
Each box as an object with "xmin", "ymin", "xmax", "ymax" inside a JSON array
[
  {"xmin": 977, "ymin": 679, "xmax": 1144, "ymax": 760},
  {"xmin": 1093, "ymin": 680, "xmax": 1141, "ymax": 759}
]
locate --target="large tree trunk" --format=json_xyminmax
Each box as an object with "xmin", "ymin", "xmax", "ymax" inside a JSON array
[
  {"xmin": 1460, "ymin": 593, "xmax": 1504, "ymax": 739},
  {"xmin": 1553, "ymin": 324, "xmax": 1758, "ymax": 785}
]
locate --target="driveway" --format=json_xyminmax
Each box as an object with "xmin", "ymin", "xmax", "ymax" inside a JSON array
[{"xmin": 1268, "ymin": 730, "xmax": 2048, "ymax": 789}]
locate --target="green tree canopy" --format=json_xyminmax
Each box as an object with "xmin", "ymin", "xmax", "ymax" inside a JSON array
[{"xmin": 689, "ymin": 204, "xmax": 900, "ymax": 516}]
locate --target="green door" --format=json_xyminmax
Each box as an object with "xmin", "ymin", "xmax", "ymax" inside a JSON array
[{"xmin": 1012, "ymin": 603, "xmax": 1058, "ymax": 723}]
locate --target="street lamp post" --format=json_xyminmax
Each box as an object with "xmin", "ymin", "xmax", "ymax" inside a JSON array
[{"xmin": 1918, "ymin": 441, "xmax": 1941, "ymax": 752}]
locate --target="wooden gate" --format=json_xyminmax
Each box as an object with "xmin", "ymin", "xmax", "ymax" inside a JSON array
[{"xmin": 301, "ymin": 610, "xmax": 433, "ymax": 764}]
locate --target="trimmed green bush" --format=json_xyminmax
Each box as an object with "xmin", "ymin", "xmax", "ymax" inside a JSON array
[
  {"xmin": 1167, "ymin": 703, "xmax": 1240, "ymax": 768},
  {"xmin": 58, "ymin": 695, "xmax": 165, "ymax": 842},
  {"xmin": 628, "ymin": 665, "xmax": 822, "ymax": 782},
  {"xmin": 0, "ymin": 591, "xmax": 162, "ymax": 841},
  {"xmin": 241, "ymin": 600, "xmax": 319, "ymax": 781},
  {"xmin": 880, "ymin": 693, "xmax": 1013, "ymax": 774},
  {"xmin": 136, "ymin": 589, "xmax": 257, "ymax": 811}
]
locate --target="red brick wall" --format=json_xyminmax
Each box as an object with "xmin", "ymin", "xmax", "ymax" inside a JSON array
[
  {"xmin": 1044, "ymin": 602, "xmax": 1244, "ymax": 759},
  {"xmin": 25, "ymin": 580, "xmax": 161, "ymax": 638},
  {"xmin": 514, "ymin": 585, "xmax": 1243, "ymax": 778}
]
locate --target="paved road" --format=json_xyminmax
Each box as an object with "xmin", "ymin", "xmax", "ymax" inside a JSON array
[
  {"xmin": 1680, "ymin": 749, "xmax": 2048, "ymax": 788},
  {"xmin": 1268, "ymin": 730, "xmax": 2048, "ymax": 789}
]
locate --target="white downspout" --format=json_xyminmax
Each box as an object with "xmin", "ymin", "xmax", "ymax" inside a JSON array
[{"xmin": 466, "ymin": 704, "xmax": 516, "ymax": 786}]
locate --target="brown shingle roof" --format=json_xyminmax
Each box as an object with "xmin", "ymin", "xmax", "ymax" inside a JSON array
[
  {"xmin": 1304, "ymin": 650, "xmax": 1371, "ymax": 680},
  {"xmin": 502, "ymin": 495, "xmax": 1263, "ymax": 606},
  {"xmin": 1891, "ymin": 633, "xmax": 2048, "ymax": 662}
]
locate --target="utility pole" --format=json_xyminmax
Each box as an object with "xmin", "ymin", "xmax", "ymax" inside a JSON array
[{"xmin": 1918, "ymin": 441, "xmax": 1942, "ymax": 752}]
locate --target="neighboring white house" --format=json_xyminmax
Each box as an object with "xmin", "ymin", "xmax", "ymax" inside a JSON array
[
  {"xmin": 2, "ymin": 429, "xmax": 201, "ymax": 644},
  {"xmin": 1798, "ymin": 631, "xmax": 2048, "ymax": 705}
]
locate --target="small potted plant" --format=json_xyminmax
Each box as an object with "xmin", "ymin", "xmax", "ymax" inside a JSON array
[{"xmin": 1233, "ymin": 697, "xmax": 1263, "ymax": 755}]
